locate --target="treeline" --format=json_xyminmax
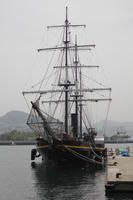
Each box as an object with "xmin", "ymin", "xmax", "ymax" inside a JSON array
[{"xmin": 0, "ymin": 130, "xmax": 36, "ymax": 141}]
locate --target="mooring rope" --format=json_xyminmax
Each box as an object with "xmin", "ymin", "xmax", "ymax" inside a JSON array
[{"xmin": 64, "ymin": 145, "xmax": 104, "ymax": 166}]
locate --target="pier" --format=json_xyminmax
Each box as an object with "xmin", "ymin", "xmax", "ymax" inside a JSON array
[{"xmin": 105, "ymin": 147, "xmax": 133, "ymax": 193}]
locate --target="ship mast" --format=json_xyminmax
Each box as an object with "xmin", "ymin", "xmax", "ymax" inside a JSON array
[
  {"xmin": 22, "ymin": 7, "xmax": 112, "ymax": 137},
  {"xmin": 79, "ymin": 70, "xmax": 82, "ymax": 138},
  {"xmin": 75, "ymin": 35, "xmax": 78, "ymax": 137},
  {"xmin": 64, "ymin": 6, "xmax": 69, "ymax": 134}
]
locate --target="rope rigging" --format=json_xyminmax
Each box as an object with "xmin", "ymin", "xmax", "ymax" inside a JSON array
[{"xmin": 23, "ymin": 8, "xmax": 111, "ymax": 166}]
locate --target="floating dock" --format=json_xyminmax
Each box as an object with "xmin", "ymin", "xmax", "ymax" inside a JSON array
[{"xmin": 105, "ymin": 147, "xmax": 133, "ymax": 193}]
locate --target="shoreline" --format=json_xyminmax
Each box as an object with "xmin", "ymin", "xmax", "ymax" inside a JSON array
[{"xmin": 0, "ymin": 140, "xmax": 133, "ymax": 145}]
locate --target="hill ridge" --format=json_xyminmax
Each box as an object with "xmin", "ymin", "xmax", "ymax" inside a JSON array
[
  {"xmin": 0, "ymin": 110, "xmax": 133, "ymax": 136},
  {"xmin": 0, "ymin": 110, "xmax": 30, "ymax": 134}
]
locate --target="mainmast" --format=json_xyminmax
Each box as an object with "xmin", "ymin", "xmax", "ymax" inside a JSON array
[
  {"xmin": 64, "ymin": 6, "xmax": 69, "ymax": 134},
  {"xmin": 79, "ymin": 69, "xmax": 82, "ymax": 138},
  {"xmin": 75, "ymin": 36, "xmax": 78, "ymax": 137}
]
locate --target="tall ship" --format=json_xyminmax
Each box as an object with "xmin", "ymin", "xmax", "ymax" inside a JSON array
[{"xmin": 23, "ymin": 7, "xmax": 111, "ymax": 166}]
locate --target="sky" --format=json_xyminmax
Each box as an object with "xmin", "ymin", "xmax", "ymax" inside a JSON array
[{"xmin": 0, "ymin": 0, "xmax": 133, "ymax": 122}]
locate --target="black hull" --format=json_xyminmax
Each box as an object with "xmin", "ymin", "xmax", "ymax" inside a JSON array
[{"xmin": 35, "ymin": 138, "xmax": 107, "ymax": 167}]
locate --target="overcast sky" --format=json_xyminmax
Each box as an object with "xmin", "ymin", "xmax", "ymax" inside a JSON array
[{"xmin": 0, "ymin": 0, "xmax": 133, "ymax": 122}]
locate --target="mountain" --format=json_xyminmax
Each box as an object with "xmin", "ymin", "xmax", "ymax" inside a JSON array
[
  {"xmin": 0, "ymin": 111, "xmax": 30, "ymax": 134},
  {"xmin": 95, "ymin": 120, "xmax": 133, "ymax": 137},
  {"xmin": 0, "ymin": 110, "xmax": 133, "ymax": 137}
]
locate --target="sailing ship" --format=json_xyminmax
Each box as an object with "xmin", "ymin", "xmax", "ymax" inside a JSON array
[{"xmin": 23, "ymin": 7, "xmax": 111, "ymax": 166}]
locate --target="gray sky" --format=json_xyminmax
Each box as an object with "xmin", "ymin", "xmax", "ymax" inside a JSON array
[{"xmin": 0, "ymin": 0, "xmax": 133, "ymax": 122}]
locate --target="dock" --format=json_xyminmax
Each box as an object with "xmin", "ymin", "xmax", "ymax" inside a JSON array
[{"xmin": 105, "ymin": 146, "xmax": 133, "ymax": 193}]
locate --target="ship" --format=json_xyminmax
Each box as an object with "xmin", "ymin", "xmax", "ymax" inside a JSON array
[{"xmin": 22, "ymin": 7, "xmax": 112, "ymax": 166}]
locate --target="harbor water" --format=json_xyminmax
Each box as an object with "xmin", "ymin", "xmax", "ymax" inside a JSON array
[{"xmin": 0, "ymin": 145, "xmax": 133, "ymax": 200}]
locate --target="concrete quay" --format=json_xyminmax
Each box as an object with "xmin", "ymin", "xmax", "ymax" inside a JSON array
[{"xmin": 105, "ymin": 147, "xmax": 133, "ymax": 193}]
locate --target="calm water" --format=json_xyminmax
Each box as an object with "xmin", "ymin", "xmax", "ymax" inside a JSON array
[{"xmin": 0, "ymin": 145, "xmax": 133, "ymax": 200}]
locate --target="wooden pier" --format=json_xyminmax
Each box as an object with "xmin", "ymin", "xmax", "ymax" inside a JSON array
[{"xmin": 105, "ymin": 147, "xmax": 133, "ymax": 193}]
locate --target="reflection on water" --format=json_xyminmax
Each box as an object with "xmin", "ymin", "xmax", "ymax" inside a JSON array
[
  {"xmin": 31, "ymin": 157, "xmax": 133, "ymax": 200},
  {"xmin": 0, "ymin": 145, "xmax": 133, "ymax": 200},
  {"xmin": 31, "ymin": 162, "xmax": 106, "ymax": 200},
  {"xmin": 106, "ymin": 193, "xmax": 133, "ymax": 200}
]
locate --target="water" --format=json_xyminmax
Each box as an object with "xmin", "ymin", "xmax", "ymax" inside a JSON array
[{"xmin": 0, "ymin": 145, "xmax": 133, "ymax": 200}]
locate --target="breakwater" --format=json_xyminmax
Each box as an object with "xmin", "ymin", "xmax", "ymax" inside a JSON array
[
  {"xmin": 105, "ymin": 140, "xmax": 133, "ymax": 144},
  {"xmin": 0, "ymin": 140, "xmax": 133, "ymax": 145},
  {"xmin": 0, "ymin": 140, "xmax": 36, "ymax": 145}
]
